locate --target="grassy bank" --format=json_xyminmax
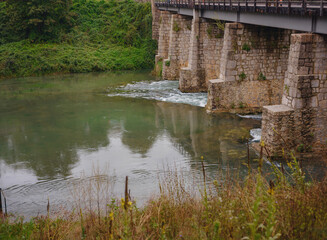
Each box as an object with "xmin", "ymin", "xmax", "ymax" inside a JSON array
[
  {"xmin": 0, "ymin": 0, "xmax": 156, "ymax": 79},
  {"xmin": 1, "ymin": 157, "xmax": 327, "ymax": 239},
  {"xmin": 0, "ymin": 41, "xmax": 154, "ymax": 78}
]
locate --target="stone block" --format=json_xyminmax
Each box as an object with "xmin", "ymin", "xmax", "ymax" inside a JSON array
[
  {"xmin": 226, "ymin": 61, "xmax": 236, "ymax": 69},
  {"xmin": 289, "ymin": 87, "xmax": 297, "ymax": 98},
  {"xmin": 292, "ymin": 98, "xmax": 303, "ymax": 109},
  {"xmin": 311, "ymin": 80, "xmax": 320, "ymax": 88},
  {"xmin": 318, "ymin": 93, "xmax": 324, "ymax": 101},
  {"xmin": 264, "ymin": 104, "xmax": 294, "ymax": 114},
  {"xmin": 225, "ymin": 76, "xmax": 236, "ymax": 81},
  {"xmin": 298, "ymin": 66, "xmax": 309, "ymax": 75},
  {"xmin": 319, "ymin": 100, "xmax": 327, "ymax": 108},
  {"xmin": 311, "ymin": 96, "xmax": 318, "ymax": 108},
  {"xmin": 237, "ymin": 29, "xmax": 244, "ymax": 35},
  {"xmin": 298, "ymin": 33, "xmax": 314, "ymax": 43}
]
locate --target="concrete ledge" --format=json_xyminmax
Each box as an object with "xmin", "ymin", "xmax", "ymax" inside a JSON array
[
  {"xmin": 207, "ymin": 79, "xmax": 283, "ymax": 113},
  {"xmin": 263, "ymin": 105, "xmax": 294, "ymax": 114},
  {"xmin": 208, "ymin": 79, "xmax": 224, "ymax": 84},
  {"xmin": 181, "ymin": 67, "xmax": 191, "ymax": 71}
]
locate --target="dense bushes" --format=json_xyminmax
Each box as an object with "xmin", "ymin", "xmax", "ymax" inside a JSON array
[
  {"xmin": 1, "ymin": 0, "xmax": 73, "ymax": 43},
  {"xmin": 0, "ymin": 0, "xmax": 156, "ymax": 79},
  {"xmin": 69, "ymin": 0, "xmax": 154, "ymax": 47},
  {"xmin": 0, "ymin": 41, "xmax": 154, "ymax": 77}
]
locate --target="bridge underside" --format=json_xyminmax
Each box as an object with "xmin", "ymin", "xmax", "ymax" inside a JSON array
[
  {"xmin": 157, "ymin": 6, "xmax": 327, "ymax": 34},
  {"xmin": 153, "ymin": 5, "xmax": 327, "ymax": 157}
]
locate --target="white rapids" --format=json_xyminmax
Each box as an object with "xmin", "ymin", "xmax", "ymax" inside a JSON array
[
  {"xmin": 108, "ymin": 80, "xmax": 208, "ymax": 107},
  {"xmin": 250, "ymin": 128, "xmax": 262, "ymax": 142}
]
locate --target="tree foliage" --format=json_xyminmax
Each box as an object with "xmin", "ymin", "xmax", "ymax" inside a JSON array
[
  {"xmin": 2, "ymin": 0, "xmax": 73, "ymax": 42},
  {"xmin": 0, "ymin": 0, "xmax": 156, "ymax": 78},
  {"xmin": 0, "ymin": 0, "xmax": 154, "ymax": 47},
  {"xmin": 68, "ymin": 0, "xmax": 153, "ymax": 47}
]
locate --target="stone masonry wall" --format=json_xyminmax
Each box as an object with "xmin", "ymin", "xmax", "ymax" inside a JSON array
[
  {"xmin": 151, "ymin": 0, "xmax": 160, "ymax": 41},
  {"xmin": 155, "ymin": 11, "xmax": 224, "ymax": 92},
  {"xmin": 199, "ymin": 19, "xmax": 224, "ymax": 85},
  {"xmin": 162, "ymin": 14, "xmax": 192, "ymax": 80},
  {"xmin": 179, "ymin": 9, "xmax": 203, "ymax": 92},
  {"xmin": 226, "ymin": 24, "xmax": 291, "ymax": 82},
  {"xmin": 262, "ymin": 34, "xmax": 327, "ymax": 156},
  {"xmin": 207, "ymin": 79, "xmax": 279, "ymax": 113},
  {"xmin": 154, "ymin": 11, "xmax": 172, "ymax": 77},
  {"xmin": 207, "ymin": 23, "xmax": 291, "ymax": 112},
  {"xmin": 179, "ymin": 11, "xmax": 224, "ymax": 92}
]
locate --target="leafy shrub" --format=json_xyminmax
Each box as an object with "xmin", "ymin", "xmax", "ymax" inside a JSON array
[
  {"xmin": 239, "ymin": 72, "xmax": 246, "ymax": 81},
  {"xmin": 258, "ymin": 72, "xmax": 267, "ymax": 80},
  {"xmin": 242, "ymin": 43, "xmax": 251, "ymax": 52}
]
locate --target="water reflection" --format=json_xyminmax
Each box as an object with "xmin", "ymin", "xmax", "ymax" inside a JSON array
[
  {"xmin": 0, "ymin": 95, "xmax": 111, "ymax": 179},
  {"xmin": 156, "ymin": 102, "xmax": 261, "ymax": 180},
  {"xmin": 121, "ymin": 100, "xmax": 160, "ymax": 156}
]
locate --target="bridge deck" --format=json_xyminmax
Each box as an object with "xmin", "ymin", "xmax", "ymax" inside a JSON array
[{"xmin": 155, "ymin": 0, "xmax": 327, "ymax": 34}]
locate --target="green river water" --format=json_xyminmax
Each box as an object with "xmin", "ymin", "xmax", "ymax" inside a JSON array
[{"xmin": 0, "ymin": 71, "xmax": 324, "ymax": 218}]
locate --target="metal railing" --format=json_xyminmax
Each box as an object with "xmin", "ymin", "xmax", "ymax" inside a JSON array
[{"xmin": 155, "ymin": 0, "xmax": 327, "ymax": 16}]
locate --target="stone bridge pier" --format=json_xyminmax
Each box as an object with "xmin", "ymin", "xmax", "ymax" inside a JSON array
[
  {"xmin": 261, "ymin": 33, "xmax": 327, "ymax": 156},
  {"xmin": 153, "ymin": 6, "xmax": 327, "ymax": 156},
  {"xmin": 154, "ymin": 9, "xmax": 224, "ymax": 91},
  {"xmin": 207, "ymin": 23, "xmax": 291, "ymax": 112}
]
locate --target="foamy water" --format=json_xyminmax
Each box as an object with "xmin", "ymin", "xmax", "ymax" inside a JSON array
[
  {"xmin": 108, "ymin": 80, "xmax": 208, "ymax": 107},
  {"xmin": 237, "ymin": 114, "xmax": 262, "ymax": 120},
  {"xmin": 250, "ymin": 128, "xmax": 262, "ymax": 142}
]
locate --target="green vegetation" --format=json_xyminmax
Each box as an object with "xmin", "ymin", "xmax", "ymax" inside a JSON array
[
  {"xmin": 258, "ymin": 72, "xmax": 267, "ymax": 80},
  {"xmin": 1, "ymin": 154, "xmax": 327, "ymax": 239},
  {"xmin": 173, "ymin": 21, "xmax": 181, "ymax": 32},
  {"xmin": 239, "ymin": 101, "xmax": 246, "ymax": 108},
  {"xmin": 153, "ymin": 58, "xmax": 163, "ymax": 78},
  {"xmin": 0, "ymin": 0, "xmax": 156, "ymax": 79},
  {"xmin": 214, "ymin": 19, "xmax": 225, "ymax": 32},
  {"xmin": 284, "ymin": 84, "xmax": 290, "ymax": 94},
  {"xmin": 297, "ymin": 143, "xmax": 313, "ymax": 153},
  {"xmin": 239, "ymin": 71, "xmax": 247, "ymax": 81},
  {"xmin": 207, "ymin": 24, "xmax": 223, "ymax": 39},
  {"xmin": 0, "ymin": 41, "xmax": 153, "ymax": 78},
  {"xmin": 207, "ymin": 25, "xmax": 214, "ymax": 38},
  {"xmin": 1, "ymin": 0, "xmax": 73, "ymax": 43},
  {"xmin": 242, "ymin": 43, "xmax": 251, "ymax": 52}
]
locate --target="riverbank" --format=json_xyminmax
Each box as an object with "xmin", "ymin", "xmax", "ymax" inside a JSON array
[
  {"xmin": 0, "ymin": 41, "xmax": 154, "ymax": 79},
  {"xmin": 1, "ymin": 157, "xmax": 327, "ymax": 239},
  {"xmin": 0, "ymin": 0, "xmax": 156, "ymax": 79}
]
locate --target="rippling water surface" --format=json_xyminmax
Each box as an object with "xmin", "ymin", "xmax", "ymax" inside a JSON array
[{"xmin": 0, "ymin": 71, "xmax": 324, "ymax": 218}]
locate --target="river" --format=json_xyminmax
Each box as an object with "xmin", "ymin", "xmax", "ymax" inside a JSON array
[{"xmin": 0, "ymin": 71, "xmax": 324, "ymax": 218}]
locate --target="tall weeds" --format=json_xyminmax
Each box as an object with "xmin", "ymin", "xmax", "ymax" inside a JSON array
[{"xmin": 1, "ymin": 155, "xmax": 327, "ymax": 239}]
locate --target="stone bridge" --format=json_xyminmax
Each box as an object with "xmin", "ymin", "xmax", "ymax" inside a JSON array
[{"xmin": 151, "ymin": 0, "xmax": 327, "ymax": 157}]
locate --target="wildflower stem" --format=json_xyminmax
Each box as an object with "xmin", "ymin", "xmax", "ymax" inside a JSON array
[{"xmin": 124, "ymin": 176, "xmax": 129, "ymax": 211}]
